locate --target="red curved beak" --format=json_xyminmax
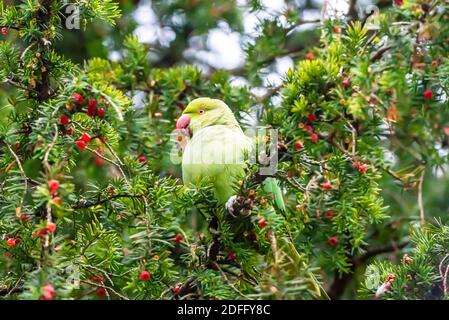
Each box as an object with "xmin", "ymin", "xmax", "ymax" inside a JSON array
[{"xmin": 176, "ymin": 115, "xmax": 190, "ymax": 129}]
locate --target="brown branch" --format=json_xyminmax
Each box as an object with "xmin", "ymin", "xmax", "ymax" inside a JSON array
[{"xmin": 371, "ymin": 46, "xmax": 392, "ymax": 62}]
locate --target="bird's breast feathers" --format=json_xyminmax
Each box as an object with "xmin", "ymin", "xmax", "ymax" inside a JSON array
[{"xmin": 182, "ymin": 125, "xmax": 252, "ymax": 167}]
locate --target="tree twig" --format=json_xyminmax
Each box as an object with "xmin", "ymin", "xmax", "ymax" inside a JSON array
[
  {"xmin": 418, "ymin": 170, "xmax": 425, "ymax": 225},
  {"xmin": 5, "ymin": 142, "xmax": 28, "ymax": 208}
]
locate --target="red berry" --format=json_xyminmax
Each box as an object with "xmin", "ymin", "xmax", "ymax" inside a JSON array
[
  {"xmin": 75, "ymin": 140, "xmax": 86, "ymax": 150},
  {"xmin": 307, "ymin": 114, "xmax": 317, "ymax": 122},
  {"xmin": 95, "ymin": 275, "xmax": 104, "ymax": 283},
  {"xmin": 228, "ymin": 251, "xmax": 237, "ymax": 262},
  {"xmin": 310, "ymin": 133, "xmax": 319, "ymax": 143},
  {"xmin": 6, "ymin": 238, "xmax": 18, "ymax": 247},
  {"xmin": 87, "ymin": 98, "xmax": 97, "ymax": 117},
  {"xmin": 294, "ymin": 141, "xmax": 303, "ymax": 151},
  {"xmin": 38, "ymin": 228, "xmax": 48, "ymax": 237},
  {"xmin": 332, "ymin": 25, "xmax": 341, "ymax": 33},
  {"xmin": 95, "ymin": 157, "xmax": 105, "ymax": 166},
  {"xmin": 324, "ymin": 210, "xmax": 334, "ymax": 218},
  {"xmin": 46, "ymin": 222, "xmax": 57, "ymax": 233},
  {"xmin": 20, "ymin": 214, "xmax": 31, "ymax": 222},
  {"xmin": 423, "ymin": 89, "xmax": 433, "ymax": 100},
  {"xmin": 59, "ymin": 115, "xmax": 70, "ymax": 125},
  {"xmin": 431, "ymin": 60, "xmax": 438, "ymax": 67},
  {"xmin": 96, "ymin": 287, "xmax": 106, "ymax": 297},
  {"xmin": 321, "ymin": 181, "xmax": 332, "ymax": 190},
  {"xmin": 97, "ymin": 107, "xmax": 106, "ymax": 118},
  {"xmin": 48, "ymin": 179, "xmax": 60, "ymax": 195},
  {"xmin": 174, "ymin": 233, "xmax": 183, "ymax": 244},
  {"xmin": 172, "ymin": 286, "xmax": 181, "ymax": 294},
  {"xmin": 138, "ymin": 156, "xmax": 146, "ymax": 163},
  {"xmin": 258, "ymin": 219, "xmax": 267, "ymax": 228},
  {"xmin": 306, "ymin": 52, "xmax": 315, "ymax": 60},
  {"xmin": 51, "ymin": 197, "xmax": 61, "ymax": 205},
  {"xmin": 140, "ymin": 270, "xmax": 150, "ymax": 281},
  {"xmin": 81, "ymin": 133, "xmax": 92, "ymax": 143},
  {"xmin": 342, "ymin": 77, "xmax": 351, "ymax": 89},
  {"xmin": 353, "ymin": 161, "xmax": 360, "ymax": 168},
  {"xmin": 394, "ymin": 0, "xmax": 403, "ymax": 6},
  {"xmin": 41, "ymin": 284, "xmax": 55, "ymax": 300},
  {"xmin": 72, "ymin": 93, "xmax": 84, "ymax": 103},
  {"xmin": 328, "ymin": 236, "xmax": 338, "ymax": 246},
  {"xmin": 1, "ymin": 27, "xmax": 9, "ymax": 36},
  {"xmin": 303, "ymin": 124, "xmax": 313, "ymax": 132},
  {"xmin": 358, "ymin": 165, "xmax": 367, "ymax": 174}
]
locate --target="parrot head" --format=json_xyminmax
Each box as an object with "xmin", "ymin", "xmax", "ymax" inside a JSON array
[{"xmin": 176, "ymin": 98, "xmax": 240, "ymax": 135}]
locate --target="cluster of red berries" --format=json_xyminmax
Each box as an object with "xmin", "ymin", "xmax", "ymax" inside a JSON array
[
  {"xmin": 89, "ymin": 275, "xmax": 106, "ymax": 297},
  {"xmin": 59, "ymin": 93, "xmax": 106, "ymax": 134},
  {"xmin": 297, "ymin": 115, "xmax": 319, "ymax": 147},
  {"xmin": 353, "ymin": 161, "xmax": 368, "ymax": 174},
  {"xmin": 70, "ymin": 93, "xmax": 105, "ymax": 118},
  {"xmin": 86, "ymin": 97, "xmax": 106, "ymax": 118},
  {"xmin": 75, "ymin": 133, "xmax": 92, "ymax": 151},
  {"xmin": 36, "ymin": 222, "xmax": 57, "ymax": 237},
  {"xmin": 0, "ymin": 27, "xmax": 8, "ymax": 36}
]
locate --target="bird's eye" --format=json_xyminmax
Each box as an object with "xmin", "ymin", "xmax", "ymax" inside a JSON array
[{"xmin": 198, "ymin": 109, "xmax": 205, "ymax": 115}]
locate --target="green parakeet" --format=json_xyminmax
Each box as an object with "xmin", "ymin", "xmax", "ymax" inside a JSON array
[{"xmin": 176, "ymin": 97, "xmax": 285, "ymax": 212}]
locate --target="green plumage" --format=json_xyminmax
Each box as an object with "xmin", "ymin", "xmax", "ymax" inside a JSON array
[
  {"xmin": 182, "ymin": 124, "xmax": 251, "ymax": 203},
  {"xmin": 179, "ymin": 97, "xmax": 284, "ymax": 211}
]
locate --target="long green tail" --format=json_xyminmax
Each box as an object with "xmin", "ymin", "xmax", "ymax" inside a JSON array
[{"xmin": 262, "ymin": 177, "xmax": 286, "ymax": 213}]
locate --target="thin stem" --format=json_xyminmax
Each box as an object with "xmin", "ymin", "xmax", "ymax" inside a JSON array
[
  {"xmin": 43, "ymin": 124, "xmax": 58, "ymax": 175},
  {"xmin": 418, "ymin": 170, "xmax": 425, "ymax": 225},
  {"xmin": 85, "ymin": 146, "xmax": 129, "ymax": 185},
  {"xmin": 80, "ymin": 280, "xmax": 129, "ymax": 300},
  {"xmin": 5, "ymin": 142, "xmax": 28, "ymax": 208}
]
